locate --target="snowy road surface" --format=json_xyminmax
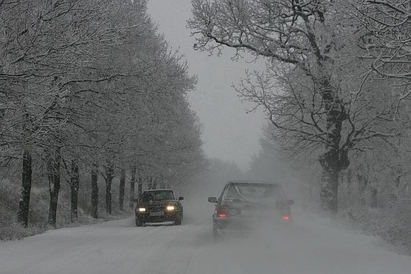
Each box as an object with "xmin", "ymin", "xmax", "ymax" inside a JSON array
[{"xmin": 1, "ymin": 200, "xmax": 410, "ymax": 274}]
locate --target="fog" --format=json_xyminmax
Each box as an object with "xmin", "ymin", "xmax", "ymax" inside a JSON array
[
  {"xmin": 169, "ymin": 150, "xmax": 411, "ymax": 274},
  {"xmin": 147, "ymin": 0, "xmax": 266, "ymax": 171}
]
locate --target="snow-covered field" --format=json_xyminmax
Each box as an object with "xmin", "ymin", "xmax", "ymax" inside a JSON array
[{"xmin": 1, "ymin": 199, "xmax": 410, "ymax": 274}]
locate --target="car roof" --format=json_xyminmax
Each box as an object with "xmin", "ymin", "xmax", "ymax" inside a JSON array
[
  {"xmin": 143, "ymin": 189, "xmax": 174, "ymax": 193},
  {"xmin": 227, "ymin": 180, "xmax": 281, "ymax": 186}
]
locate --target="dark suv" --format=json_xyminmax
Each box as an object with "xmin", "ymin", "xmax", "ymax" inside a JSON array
[
  {"xmin": 135, "ymin": 189, "xmax": 184, "ymax": 227},
  {"xmin": 208, "ymin": 181, "xmax": 293, "ymax": 240}
]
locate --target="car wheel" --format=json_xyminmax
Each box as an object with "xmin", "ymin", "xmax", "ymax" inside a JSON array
[
  {"xmin": 174, "ymin": 215, "xmax": 182, "ymax": 225},
  {"xmin": 135, "ymin": 217, "xmax": 143, "ymax": 227}
]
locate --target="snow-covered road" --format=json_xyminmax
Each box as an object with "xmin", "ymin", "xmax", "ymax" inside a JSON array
[{"xmin": 1, "ymin": 200, "xmax": 410, "ymax": 274}]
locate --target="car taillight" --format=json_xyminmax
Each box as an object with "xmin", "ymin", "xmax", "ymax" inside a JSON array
[
  {"xmin": 216, "ymin": 206, "xmax": 227, "ymax": 218},
  {"xmin": 282, "ymin": 214, "xmax": 290, "ymax": 221}
]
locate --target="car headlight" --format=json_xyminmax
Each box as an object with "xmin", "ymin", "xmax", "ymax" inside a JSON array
[
  {"xmin": 166, "ymin": 205, "xmax": 176, "ymax": 211},
  {"xmin": 137, "ymin": 207, "xmax": 146, "ymax": 212}
]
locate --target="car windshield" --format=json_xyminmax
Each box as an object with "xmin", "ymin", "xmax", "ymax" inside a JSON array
[
  {"xmin": 141, "ymin": 190, "xmax": 174, "ymax": 202},
  {"xmin": 225, "ymin": 183, "xmax": 284, "ymax": 203}
]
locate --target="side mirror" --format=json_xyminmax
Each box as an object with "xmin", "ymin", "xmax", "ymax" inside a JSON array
[
  {"xmin": 288, "ymin": 199, "xmax": 294, "ymax": 205},
  {"xmin": 208, "ymin": 197, "xmax": 217, "ymax": 203},
  {"xmin": 178, "ymin": 197, "xmax": 184, "ymax": 201}
]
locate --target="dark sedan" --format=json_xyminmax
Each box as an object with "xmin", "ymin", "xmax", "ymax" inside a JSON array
[
  {"xmin": 135, "ymin": 189, "xmax": 183, "ymax": 227},
  {"xmin": 208, "ymin": 180, "xmax": 293, "ymax": 240}
]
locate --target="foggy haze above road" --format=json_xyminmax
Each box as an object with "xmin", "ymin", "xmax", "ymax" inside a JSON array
[{"xmin": 148, "ymin": 0, "xmax": 266, "ymax": 170}]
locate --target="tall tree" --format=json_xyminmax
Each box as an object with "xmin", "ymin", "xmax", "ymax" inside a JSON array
[
  {"xmin": 189, "ymin": 0, "xmax": 349, "ymax": 211},
  {"xmin": 91, "ymin": 163, "xmax": 99, "ymax": 219},
  {"xmin": 189, "ymin": 0, "xmax": 402, "ymax": 212},
  {"xmin": 119, "ymin": 168, "xmax": 126, "ymax": 211},
  {"xmin": 17, "ymin": 149, "xmax": 32, "ymax": 227},
  {"xmin": 103, "ymin": 161, "xmax": 114, "ymax": 214},
  {"xmin": 47, "ymin": 146, "xmax": 61, "ymax": 228},
  {"xmin": 0, "ymin": 0, "xmax": 123, "ymax": 226}
]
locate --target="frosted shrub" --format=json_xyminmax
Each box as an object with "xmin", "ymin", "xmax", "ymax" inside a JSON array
[
  {"xmin": 346, "ymin": 200, "xmax": 411, "ymax": 254},
  {"xmin": 0, "ymin": 180, "xmax": 42, "ymax": 240}
]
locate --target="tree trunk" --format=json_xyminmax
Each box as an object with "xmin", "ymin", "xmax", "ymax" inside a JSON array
[
  {"xmin": 389, "ymin": 176, "xmax": 401, "ymax": 207},
  {"xmin": 119, "ymin": 168, "xmax": 126, "ymax": 211},
  {"xmin": 319, "ymin": 159, "xmax": 339, "ymax": 213},
  {"xmin": 318, "ymin": 78, "xmax": 349, "ymax": 213},
  {"xmin": 358, "ymin": 173, "xmax": 368, "ymax": 206},
  {"xmin": 70, "ymin": 159, "xmax": 80, "ymax": 222},
  {"xmin": 346, "ymin": 169, "xmax": 352, "ymax": 196},
  {"xmin": 319, "ymin": 146, "xmax": 347, "ymax": 213},
  {"xmin": 91, "ymin": 163, "xmax": 99, "ymax": 219},
  {"xmin": 370, "ymin": 185, "xmax": 378, "ymax": 208},
  {"xmin": 129, "ymin": 166, "xmax": 136, "ymax": 208},
  {"xmin": 105, "ymin": 163, "xmax": 114, "ymax": 214},
  {"xmin": 138, "ymin": 177, "xmax": 143, "ymax": 197},
  {"xmin": 18, "ymin": 149, "xmax": 32, "ymax": 228},
  {"xmin": 148, "ymin": 176, "xmax": 154, "ymax": 189},
  {"xmin": 346, "ymin": 169, "xmax": 353, "ymax": 208},
  {"xmin": 152, "ymin": 178, "xmax": 157, "ymax": 189},
  {"xmin": 47, "ymin": 147, "xmax": 61, "ymax": 228}
]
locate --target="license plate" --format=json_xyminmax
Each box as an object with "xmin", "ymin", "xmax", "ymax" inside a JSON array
[{"xmin": 150, "ymin": 211, "xmax": 164, "ymax": 217}]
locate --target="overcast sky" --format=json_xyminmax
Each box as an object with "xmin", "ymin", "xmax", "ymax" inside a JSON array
[{"xmin": 147, "ymin": 0, "xmax": 266, "ymax": 170}]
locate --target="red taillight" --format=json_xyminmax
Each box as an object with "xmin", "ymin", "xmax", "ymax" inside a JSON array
[
  {"xmin": 216, "ymin": 206, "xmax": 227, "ymax": 218},
  {"xmin": 282, "ymin": 215, "xmax": 290, "ymax": 221}
]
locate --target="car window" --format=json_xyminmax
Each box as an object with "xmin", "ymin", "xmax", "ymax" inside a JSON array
[
  {"xmin": 225, "ymin": 185, "xmax": 245, "ymax": 200},
  {"xmin": 218, "ymin": 184, "xmax": 230, "ymax": 203},
  {"xmin": 141, "ymin": 191, "xmax": 174, "ymax": 202},
  {"xmin": 226, "ymin": 183, "xmax": 285, "ymax": 203}
]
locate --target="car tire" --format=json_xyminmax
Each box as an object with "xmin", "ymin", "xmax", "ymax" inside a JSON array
[
  {"xmin": 135, "ymin": 217, "xmax": 143, "ymax": 227},
  {"xmin": 174, "ymin": 215, "xmax": 182, "ymax": 225}
]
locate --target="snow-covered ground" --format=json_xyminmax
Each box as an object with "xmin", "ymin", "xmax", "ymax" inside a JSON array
[{"xmin": 1, "ymin": 199, "xmax": 410, "ymax": 274}]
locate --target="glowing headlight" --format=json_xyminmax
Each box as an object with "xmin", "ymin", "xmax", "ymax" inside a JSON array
[
  {"xmin": 137, "ymin": 207, "xmax": 146, "ymax": 212},
  {"xmin": 166, "ymin": 205, "xmax": 176, "ymax": 211}
]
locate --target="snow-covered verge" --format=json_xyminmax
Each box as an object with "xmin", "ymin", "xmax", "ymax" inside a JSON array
[
  {"xmin": 341, "ymin": 203, "xmax": 411, "ymax": 255},
  {"xmin": 296, "ymin": 192, "xmax": 411, "ymax": 256},
  {"xmin": 0, "ymin": 179, "xmax": 132, "ymax": 241}
]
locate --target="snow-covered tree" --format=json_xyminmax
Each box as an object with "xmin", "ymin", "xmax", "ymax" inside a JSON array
[{"xmin": 189, "ymin": 0, "xmax": 407, "ymax": 212}]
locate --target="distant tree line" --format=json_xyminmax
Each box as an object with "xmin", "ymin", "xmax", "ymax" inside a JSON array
[{"xmin": 0, "ymin": 0, "xmax": 207, "ymax": 230}]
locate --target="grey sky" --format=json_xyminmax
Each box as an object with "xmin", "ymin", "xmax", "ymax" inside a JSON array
[{"xmin": 147, "ymin": 0, "xmax": 266, "ymax": 170}]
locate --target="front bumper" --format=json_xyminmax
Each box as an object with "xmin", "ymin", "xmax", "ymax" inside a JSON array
[{"xmin": 136, "ymin": 210, "xmax": 180, "ymax": 223}]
